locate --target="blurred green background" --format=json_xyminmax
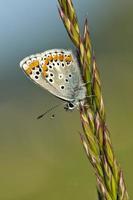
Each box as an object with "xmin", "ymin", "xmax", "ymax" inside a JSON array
[{"xmin": 0, "ymin": 0, "xmax": 133, "ymax": 199}]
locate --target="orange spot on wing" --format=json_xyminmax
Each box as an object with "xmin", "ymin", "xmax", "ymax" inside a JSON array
[
  {"xmin": 59, "ymin": 54, "xmax": 64, "ymax": 61},
  {"xmin": 43, "ymin": 71, "xmax": 47, "ymax": 77},
  {"xmin": 42, "ymin": 64, "xmax": 48, "ymax": 77},
  {"xmin": 42, "ymin": 64, "xmax": 48, "ymax": 71},
  {"xmin": 45, "ymin": 58, "xmax": 49, "ymax": 65},
  {"xmin": 25, "ymin": 60, "xmax": 39, "ymax": 75},
  {"xmin": 65, "ymin": 55, "xmax": 72, "ymax": 62},
  {"xmin": 25, "ymin": 68, "xmax": 32, "ymax": 75},
  {"xmin": 29, "ymin": 60, "xmax": 39, "ymax": 69},
  {"xmin": 53, "ymin": 54, "xmax": 58, "ymax": 61},
  {"xmin": 49, "ymin": 55, "xmax": 53, "ymax": 62}
]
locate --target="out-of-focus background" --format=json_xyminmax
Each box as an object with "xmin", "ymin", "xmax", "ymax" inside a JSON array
[{"xmin": 0, "ymin": 0, "xmax": 133, "ymax": 199}]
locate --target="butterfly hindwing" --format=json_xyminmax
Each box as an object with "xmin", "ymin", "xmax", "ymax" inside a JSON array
[{"xmin": 20, "ymin": 49, "xmax": 83, "ymax": 102}]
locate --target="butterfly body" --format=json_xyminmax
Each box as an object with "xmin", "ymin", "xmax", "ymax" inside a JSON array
[{"xmin": 20, "ymin": 49, "xmax": 86, "ymax": 110}]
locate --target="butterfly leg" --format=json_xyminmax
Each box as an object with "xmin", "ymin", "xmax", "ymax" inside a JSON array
[
  {"xmin": 86, "ymin": 94, "xmax": 96, "ymax": 98},
  {"xmin": 78, "ymin": 94, "xmax": 96, "ymax": 109},
  {"xmin": 77, "ymin": 81, "xmax": 92, "ymax": 92},
  {"xmin": 80, "ymin": 81, "xmax": 92, "ymax": 87}
]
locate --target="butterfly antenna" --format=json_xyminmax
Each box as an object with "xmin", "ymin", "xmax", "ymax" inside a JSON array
[{"xmin": 37, "ymin": 103, "xmax": 64, "ymax": 120}]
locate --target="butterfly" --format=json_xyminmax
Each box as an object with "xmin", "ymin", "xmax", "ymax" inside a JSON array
[{"xmin": 20, "ymin": 49, "xmax": 86, "ymax": 110}]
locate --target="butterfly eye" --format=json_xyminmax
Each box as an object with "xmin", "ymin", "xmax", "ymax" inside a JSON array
[{"xmin": 68, "ymin": 102, "xmax": 75, "ymax": 109}]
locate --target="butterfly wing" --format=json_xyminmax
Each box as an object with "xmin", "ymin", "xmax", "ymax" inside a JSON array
[{"xmin": 20, "ymin": 49, "xmax": 84, "ymax": 102}]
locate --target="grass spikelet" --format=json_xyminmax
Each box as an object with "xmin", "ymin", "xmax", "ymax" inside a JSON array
[{"xmin": 58, "ymin": 0, "xmax": 128, "ymax": 199}]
